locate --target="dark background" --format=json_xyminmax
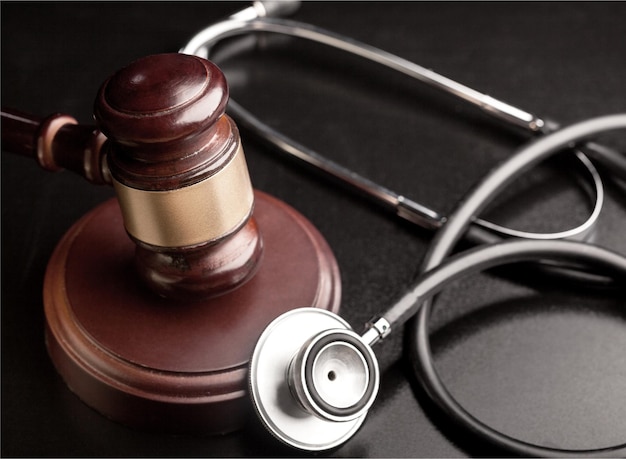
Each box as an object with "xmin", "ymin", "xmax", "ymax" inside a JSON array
[{"xmin": 2, "ymin": 2, "xmax": 626, "ymax": 457}]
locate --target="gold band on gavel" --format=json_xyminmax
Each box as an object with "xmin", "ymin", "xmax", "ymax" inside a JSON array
[{"xmin": 113, "ymin": 144, "xmax": 254, "ymax": 248}]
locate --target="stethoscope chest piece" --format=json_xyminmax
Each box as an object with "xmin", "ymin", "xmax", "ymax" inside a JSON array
[{"xmin": 249, "ymin": 307, "xmax": 379, "ymax": 451}]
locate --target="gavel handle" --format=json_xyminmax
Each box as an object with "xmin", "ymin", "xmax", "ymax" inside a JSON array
[{"xmin": 1, "ymin": 107, "xmax": 110, "ymax": 185}]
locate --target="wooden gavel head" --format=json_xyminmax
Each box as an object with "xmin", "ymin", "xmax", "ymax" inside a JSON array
[{"xmin": 94, "ymin": 53, "xmax": 262, "ymax": 300}]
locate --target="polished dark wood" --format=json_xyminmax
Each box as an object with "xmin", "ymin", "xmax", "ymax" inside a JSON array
[
  {"xmin": 1, "ymin": 108, "xmax": 263, "ymax": 300},
  {"xmin": 1, "ymin": 107, "xmax": 108, "ymax": 184},
  {"xmin": 44, "ymin": 192, "xmax": 340, "ymax": 434},
  {"xmin": 1, "ymin": 108, "xmax": 42, "ymax": 158},
  {"xmin": 134, "ymin": 217, "xmax": 263, "ymax": 301},
  {"xmin": 4, "ymin": 51, "xmax": 343, "ymax": 434},
  {"xmin": 95, "ymin": 53, "xmax": 230, "ymax": 191},
  {"xmin": 93, "ymin": 53, "xmax": 264, "ymax": 300}
]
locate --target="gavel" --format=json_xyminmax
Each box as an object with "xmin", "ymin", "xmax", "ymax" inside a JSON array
[
  {"xmin": 1, "ymin": 53, "xmax": 340, "ymax": 434},
  {"xmin": 4, "ymin": 54, "xmax": 261, "ymax": 300}
]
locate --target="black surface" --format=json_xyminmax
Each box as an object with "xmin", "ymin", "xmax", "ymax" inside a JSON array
[{"xmin": 2, "ymin": 2, "xmax": 626, "ymax": 457}]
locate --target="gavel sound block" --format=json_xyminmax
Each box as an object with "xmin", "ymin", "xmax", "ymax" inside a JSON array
[{"xmin": 3, "ymin": 54, "xmax": 340, "ymax": 434}]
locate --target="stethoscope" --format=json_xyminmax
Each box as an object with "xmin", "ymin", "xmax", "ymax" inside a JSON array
[{"xmin": 181, "ymin": 1, "xmax": 626, "ymax": 456}]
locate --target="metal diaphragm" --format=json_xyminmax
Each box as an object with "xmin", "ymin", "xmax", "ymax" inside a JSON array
[
  {"xmin": 288, "ymin": 328, "xmax": 378, "ymax": 422},
  {"xmin": 249, "ymin": 308, "xmax": 379, "ymax": 451}
]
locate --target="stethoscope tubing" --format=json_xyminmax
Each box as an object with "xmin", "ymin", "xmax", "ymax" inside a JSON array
[
  {"xmin": 384, "ymin": 114, "xmax": 626, "ymax": 328},
  {"xmin": 405, "ymin": 114, "xmax": 626, "ymax": 457}
]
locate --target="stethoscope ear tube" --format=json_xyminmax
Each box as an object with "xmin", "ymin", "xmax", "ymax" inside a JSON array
[{"xmin": 181, "ymin": 13, "xmax": 618, "ymax": 252}]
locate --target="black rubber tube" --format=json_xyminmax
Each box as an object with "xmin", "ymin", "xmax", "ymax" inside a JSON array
[{"xmin": 404, "ymin": 114, "xmax": 626, "ymax": 457}]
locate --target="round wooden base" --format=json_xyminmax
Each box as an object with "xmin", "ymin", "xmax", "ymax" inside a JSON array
[{"xmin": 44, "ymin": 191, "xmax": 341, "ymax": 434}]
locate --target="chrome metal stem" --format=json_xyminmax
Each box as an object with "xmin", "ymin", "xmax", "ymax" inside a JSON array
[
  {"xmin": 180, "ymin": 8, "xmax": 607, "ymax": 243},
  {"xmin": 182, "ymin": 16, "xmax": 545, "ymax": 132}
]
